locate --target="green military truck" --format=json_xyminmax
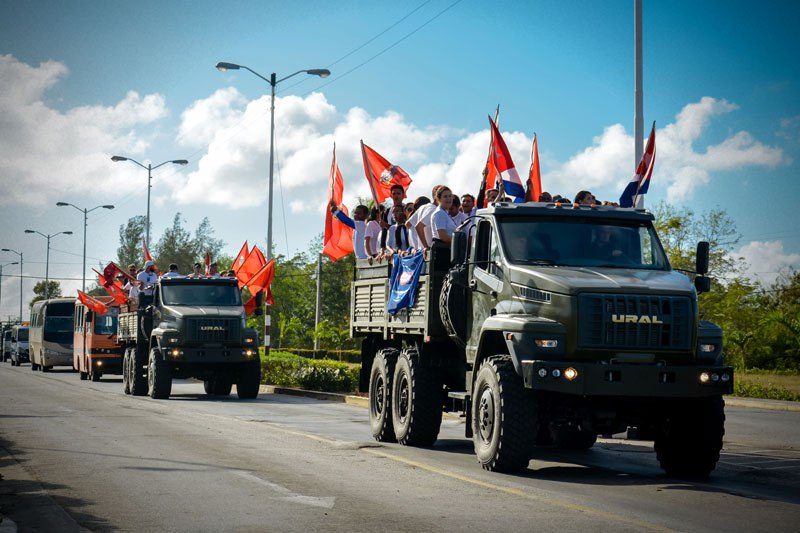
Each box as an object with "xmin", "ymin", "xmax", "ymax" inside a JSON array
[
  {"xmin": 118, "ymin": 276, "xmax": 261, "ymax": 400},
  {"xmin": 352, "ymin": 202, "xmax": 733, "ymax": 478}
]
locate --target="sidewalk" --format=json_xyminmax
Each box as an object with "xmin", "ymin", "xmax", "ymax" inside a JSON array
[{"xmin": 259, "ymin": 384, "xmax": 799, "ymax": 412}]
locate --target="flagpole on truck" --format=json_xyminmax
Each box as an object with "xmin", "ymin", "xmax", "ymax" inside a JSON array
[{"xmin": 634, "ymin": 0, "xmax": 644, "ymax": 179}]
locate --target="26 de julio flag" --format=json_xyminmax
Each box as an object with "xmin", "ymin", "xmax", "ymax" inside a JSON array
[
  {"xmin": 323, "ymin": 144, "xmax": 354, "ymax": 262},
  {"xmin": 93, "ymin": 269, "xmax": 128, "ymax": 305},
  {"xmin": 360, "ymin": 141, "xmax": 412, "ymax": 205},
  {"xmin": 236, "ymin": 246, "xmax": 266, "ymax": 289},
  {"xmin": 488, "ymin": 116, "xmax": 526, "ymax": 202},
  {"xmin": 620, "ymin": 121, "xmax": 657, "ymax": 208},
  {"xmin": 243, "ymin": 259, "xmax": 276, "ymax": 306},
  {"xmin": 77, "ymin": 290, "xmax": 108, "ymax": 316}
]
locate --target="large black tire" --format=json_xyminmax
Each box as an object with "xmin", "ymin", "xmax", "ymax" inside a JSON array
[
  {"xmin": 212, "ymin": 375, "xmax": 232, "ymax": 396},
  {"xmin": 80, "ymin": 370, "xmax": 88, "ymax": 380},
  {"xmin": 147, "ymin": 349, "xmax": 172, "ymax": 399},
  {"xmin": 391, "ymin": 348, "xmax": 443, "ymax": 447},
  {"xmin": 203, "ymin": 378, "xmax": 214, "ymax": 395},
  {"xmin": 551, "ymin": 423, "xmax": 597, "ymax": 450},
  {"xmin": 130, "ymin": 349, "xmax": 148, "ymax": 396},
  {"xmin": 122, "ymin": 349, "xmax": 131, "ymax": 395},
  {"xmin": 30, "ymin": 358, "xmax": 38, "ymax": 371},
  {"xmin": 237, "ymin": 360, "xmax": 261, "ymax": 399},
  {"xmin": 655, "ymin": 396, "xmax": 725, "ymax": 479},
  {"xmin": 369, "ymin": 348, "xmax": 398, "ymax": 442},
  {"xmin": 472, "ymin": 355, "xmax": 535, "ymax": 472},
  {"xmin": 90, "ymin": 366, "xmax": 101, "ymax": 382},
  {"xmin": 439, "ymin": 267, "xmax": 468, "ymax": 343}
]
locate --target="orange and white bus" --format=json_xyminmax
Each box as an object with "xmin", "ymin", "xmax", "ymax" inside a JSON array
[{"xmin": 73, "ymin": 296, "xmax": 122, "ymax": 381}]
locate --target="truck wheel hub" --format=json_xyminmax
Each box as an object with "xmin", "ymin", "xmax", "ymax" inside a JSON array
[{"xmin": 478, "ymin": 388, "xmax": 495, "ymax": 441}]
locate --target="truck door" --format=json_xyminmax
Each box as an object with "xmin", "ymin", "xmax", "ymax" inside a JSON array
[{"xmin": 467, "ymin": 219, "xmax": 503, "ymax": 361}]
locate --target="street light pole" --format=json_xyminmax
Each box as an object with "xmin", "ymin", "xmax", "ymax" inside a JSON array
[
  {"xmin": 215, "ymin": 62, "xmax": 330, "ymax": 351},
  {"xmin": 2, "ymin": 248, "xmax": 24, "ymax": 323},
  {"xmin": 24, "ymin": 230, "xmax": 73, "ymax": 299},
  {"xmin": 110, "ymin": 156, "xmax": 189, "ymax": 247},
  {"xmin": 56, "ymin": 202, "xmax": 115, "ymax": 292},
  {"xmin": 0, "ymin": 261, "xmax": 19, "ymax": 320}
]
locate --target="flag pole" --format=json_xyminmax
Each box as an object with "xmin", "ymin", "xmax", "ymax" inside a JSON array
[
  {"xmin": 360, "ymin": 140, "xmax": 380, "ymax": 207},
  {"xmin": 488, "ymin": 115, "xmax": 506, "ymax": 200}
]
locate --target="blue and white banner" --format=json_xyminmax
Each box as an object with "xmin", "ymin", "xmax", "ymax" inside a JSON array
[{"xmin": 387, "ymin": 253, "xmax": 425, "ymax": 315}]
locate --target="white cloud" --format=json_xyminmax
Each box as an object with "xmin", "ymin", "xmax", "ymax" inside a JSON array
[
  {"xmin": 0, "ymin": 55, "xmax": 169, "ymax": 208},
  {"xmin": 545, "ymin": 96, "xmax": 785, "ymax": 203},
  {"xmin": 735, "ymin": 240, "xmax": 800, "ymax": 286}
]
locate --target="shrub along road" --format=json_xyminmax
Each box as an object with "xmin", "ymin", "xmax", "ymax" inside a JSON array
[{"xmin": 1, "ymin": 364, "xmax": 799, "ymax": 532}]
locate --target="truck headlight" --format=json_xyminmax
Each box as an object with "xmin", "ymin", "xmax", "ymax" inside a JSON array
[
  {"xmin": 700, "ymin": 344, "xmax": 716, "ymax": 353},
  {"xmin": 564, "ymin": 367, "xmax": 578, "ymax": 381},
  {"xmin": 699, "ymin": 372, "xmax": 710, "ymax": 384},
  {"xmin": 165, "ymin": 336, "xmax": 180, "ymax": 345},
  {"xmin": 535, "ymin": 339, "xmax": 558, "ymax": 348}
]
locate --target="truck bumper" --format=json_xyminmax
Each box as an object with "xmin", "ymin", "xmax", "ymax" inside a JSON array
[
  {"xmin": 161, "ymin": 346, "xmax": 258, "ymax": 364},
  {"xmin": 90, "ymin": 354, "xmax": 123, "ymax": 374},
  {"xmin": 521, "ymin": 360, "xmax": 734, "ymax": 398}
]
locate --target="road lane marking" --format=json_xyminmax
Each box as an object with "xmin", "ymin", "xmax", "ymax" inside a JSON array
[
  {"xmin": 234, "ymin": 471, "xmax": 336, "ymax": 509},
  {"xmin": 218, "ymin": 413, "xmax": 675, "ymax": 532}
]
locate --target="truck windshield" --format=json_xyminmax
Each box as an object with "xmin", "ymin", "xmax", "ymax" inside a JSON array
[
  {"xmin": 497, "ymin": 216, "xmax": 669, "ymax": 270},
  {"xmin": 16, "ymin": 328, "xmax": 28, "ymax": 341},
  {"xmin": 161, "ymin": 284, "xmax": 242, "ymax": 306},
  {"xmin": 94, "ymin": 309, "xmax": 118, "ymax": 335}
]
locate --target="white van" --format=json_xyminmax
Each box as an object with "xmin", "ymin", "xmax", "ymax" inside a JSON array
[{"xmin": 10, "ymin": 325, "xmax": 29, "ymax": 366}]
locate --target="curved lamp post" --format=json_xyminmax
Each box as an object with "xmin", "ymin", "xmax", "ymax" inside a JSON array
[
  {"xmin": 24, "ymin": 230, "xmax": 73, "ymax": 299},
  {"xmin": 56, "ymin": 202, "xmax": 115, "ymax": 292},
  {"xmin": 215, "ymin": 62, "xmax": 330, "ymax": 351},
  {"xmin": 110, "ymin": 156, "xmax": 188, "ymax": 247},
  {"xmin": 2, "ymin": 248, "xmax": 24, "ymax": 322}
]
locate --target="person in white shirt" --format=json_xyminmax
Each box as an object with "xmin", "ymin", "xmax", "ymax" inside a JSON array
[
  {"xmin": 386, "ymin": 205, "xmax": 411, "ymax": 254},
  {"xmin": 384, "ymin": 184, "xmax": 405, "ymax": 226},
  {"xmin": 411, "ymin": 185, "xmax": 446, "ymax": 251},
  {"xmin": 208, "ymin": 262, "xmax": 221, "ymax": 278},
  {"xmin": 364, "ymin": 206, "xmax": 386, "ymax": 257},
  {"xmin": 331, "ymin": 202, "xmax": 369, "ymax": 260},
  {"xmin": 137, "ymin": 261, "xmax": 158, "ymax": 296},
  {"xmin": 162, "ymin": 263, "xmax": 182, "ymax": 278},
  {"xmin": 405, "ymin": 196, "xmax": 430, "ymax": 251},
  {"xmin": 431, "ymin": 186, "xmax": 457, "ymax": 244},
  {"xmin": 449, "ymin": 194, "xmax": 468, "ymax": 228}
]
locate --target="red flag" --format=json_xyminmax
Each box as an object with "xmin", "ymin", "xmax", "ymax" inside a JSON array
[
  {"xmin": 231, "ymin": 241, "xmax": 249, "ymax": 274},
  {"xmin": 526, "ymin": 133, "xmax": 542, "ymax": 202},
  {"xmin": 204, "ymin": 252, "xmax": 211, "ymax": 276},
  {"xmin": 480, "ymin": 106, "xmax": 500, "ymax": 208},
  {"xmin": 142, "ymin": 238, "xmax": 153, "ymax": 262},
  {"xmin": 77, "ymin": 290, "xmax": 109, "ymax": 316},
  {"xmin": 323, "ymin": 144, "xmax": 354, "ymax": 262},
  {"xmin": 103, "ymin": 262, "xmax": 135, "ymax": 287},
  {"xmin": 94, "ymin": 269, "xmax": 128, "ymax": 305},
  {"xmin": 244, "ymin": 298, "xmax": 258, "ymax": 316},
  {"xmin": 244, "ymin": 259, "xmax": 276, "ymax": 305},
  {"xmin": 360, "ymin": 141, "xmax": 412, "ymax": 205},
  {"xmin": 236, "ymin": 246, "xmax": 266, "ymax": 288}
]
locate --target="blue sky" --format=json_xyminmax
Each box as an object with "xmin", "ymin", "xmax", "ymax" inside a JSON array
[{"xmin": 1, "ymin": 0, "xmax": 799, "ymax": 320}]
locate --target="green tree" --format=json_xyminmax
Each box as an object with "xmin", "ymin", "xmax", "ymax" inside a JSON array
[
  {"xmin": 194, "ymin": 217, "xmax": 225, "ymax": 263},
  {"xmin": 30, "ymin": 280, "xmax": 62, "ymax": 307},
  {"xmin": 117, "ymin": 215, "xmax": 148, "ymax": 268},
  {"xmin": 153, "ymin": 214, "xmax": 226, "ymax": 274}
]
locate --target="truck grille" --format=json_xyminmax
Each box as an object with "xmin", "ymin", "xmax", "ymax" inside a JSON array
[
  {"xmin": 578, "ymin": 294, "xmax": 693, "ymax": 351},
  {"xmin": 186, "ymin": 318, "xmax": 240, "ymax": 343}
]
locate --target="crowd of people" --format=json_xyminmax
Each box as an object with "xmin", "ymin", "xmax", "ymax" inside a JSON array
[
  {"xmin": 331, "ymin": 183, "xmax": 620, "ymax": 261},
  {"xmin": 121, "ymin": 260, "xmax": 237, "ymax": 299}
]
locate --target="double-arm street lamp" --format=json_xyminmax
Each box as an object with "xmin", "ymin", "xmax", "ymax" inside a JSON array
[
  {"xmin": 110, "ymin": 156, "xmax": 188, "ymax": 247},
  {"xmin": 215, "ymin": 61, "xmax": 330, "ymax": 350},
  {"xmin": 1, "ymin": 261, "xmax": 19, "ymax": 322},
  {"xmin": 214, "ymin": 62, "xmax": 330, "ymax": 262},
  {"xmin": 24, "ymin": 230, "xmax": 73, "ymax": 299},
  {"xmin": 56, "ymin": 202, "xmax": 115, "ymax": 292},
  {"xmin": 1, "ymin": 248, "xmax": 23, "ymax": 322}
]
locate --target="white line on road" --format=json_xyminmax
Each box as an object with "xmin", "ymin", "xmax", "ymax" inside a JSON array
[{"xmin": 234, "ymin": 471, "xmax": 336, "ymax": 509}]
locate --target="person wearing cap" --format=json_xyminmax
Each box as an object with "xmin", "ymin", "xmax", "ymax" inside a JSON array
[{"xmin": 137, "ymin": 261, "xmax": 158, "ymax": 295}]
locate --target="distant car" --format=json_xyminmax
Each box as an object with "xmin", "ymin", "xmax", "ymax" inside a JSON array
[
  {"xmin": 10, "ymin": 325, "xmax": 29, "ymax": 366},
  {"xmin": 2, "ymin": 329, "xmax": 12, "ymax": 362}
]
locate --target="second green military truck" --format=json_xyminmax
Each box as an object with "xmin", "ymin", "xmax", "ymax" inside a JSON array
[
  {"xmin": 352, "ymin": 201, "xmax": 733, "ymax": 478},
  {"xmin": 118, "ymin": 276, "xmax": 261, "ymax": 400}
]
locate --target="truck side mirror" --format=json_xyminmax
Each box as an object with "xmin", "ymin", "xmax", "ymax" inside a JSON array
[
  {"xmin": 696, "ymin": 241, "xmax": 710, "ymax": 275},
  {"xmin": 253, "ymin": 291, "xmax": 264, "ymax": 316},
  {"xmin": 694, "ymin": 276, "xmax": 711, "ymax": 294},
  {"xmin": 451, "ymin": 230, "xmax": 467, "ymax": 265}
]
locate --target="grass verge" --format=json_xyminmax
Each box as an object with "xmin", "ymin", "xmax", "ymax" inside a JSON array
[{"xmin": 261, "ymin": 350, "xmax": 359, "ymax": 393}]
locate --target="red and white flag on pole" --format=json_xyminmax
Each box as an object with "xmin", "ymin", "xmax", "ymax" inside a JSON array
[
  {"xmin": 323, "ymin": 144, "xmax": 354, "ymax": 262},
  {"xmin": 77, "ymin": 290, "xmax": 109, "ymax": 316},
  {"xmin": 360, "ymin": 141, "xmax": 412, "ymax": 205},
  {"xmin": 525, "ymin": 133, "xmax": 542, "ymax": 202},
  {"xmin": 488, "ymin": 115, "xmax": 525, "ymax": 201},
  {"xmin": 620, "ymin": 121, "xmax": 656, "ymax": 208}
]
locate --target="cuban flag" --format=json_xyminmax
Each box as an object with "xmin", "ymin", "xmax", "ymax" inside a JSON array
[
  {"xmin": 620, "ymin": 121, "xmax": 656, "ymax": 208},
  {"xmin": 387, "ymin": 253, "xmax": 425, "ymax": 315},
  {"xmin": 488, "ymin": 116, "xmax": 525, "ymax": 202}
]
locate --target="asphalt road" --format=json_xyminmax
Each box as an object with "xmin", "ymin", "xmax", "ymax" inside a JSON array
[{"xmin": 1, "ymin": 362, "xmax": 798, "ymax": 532}]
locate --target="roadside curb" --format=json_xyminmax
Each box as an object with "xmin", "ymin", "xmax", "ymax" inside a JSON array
[
  {"xmin": 258, "ymin": 385, "xmax": 799, "ymax": 412},
  {"xmin": 725, "ymin": 396, "xmax": 800, "ymax": 412}
]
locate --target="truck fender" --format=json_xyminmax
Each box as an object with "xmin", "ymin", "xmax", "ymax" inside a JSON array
[{"xmin": 477, "ymin": 315, "xmax": 564, "ymax": 377}]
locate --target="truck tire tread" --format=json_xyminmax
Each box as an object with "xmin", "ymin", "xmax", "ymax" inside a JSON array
[
  {"xmin": 391, "ymin": 348, "xmax": 443, "ymax": 447},
  {"xmin": 369, "ymin": 348, "xmax": 398, "ymax": 443}
]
